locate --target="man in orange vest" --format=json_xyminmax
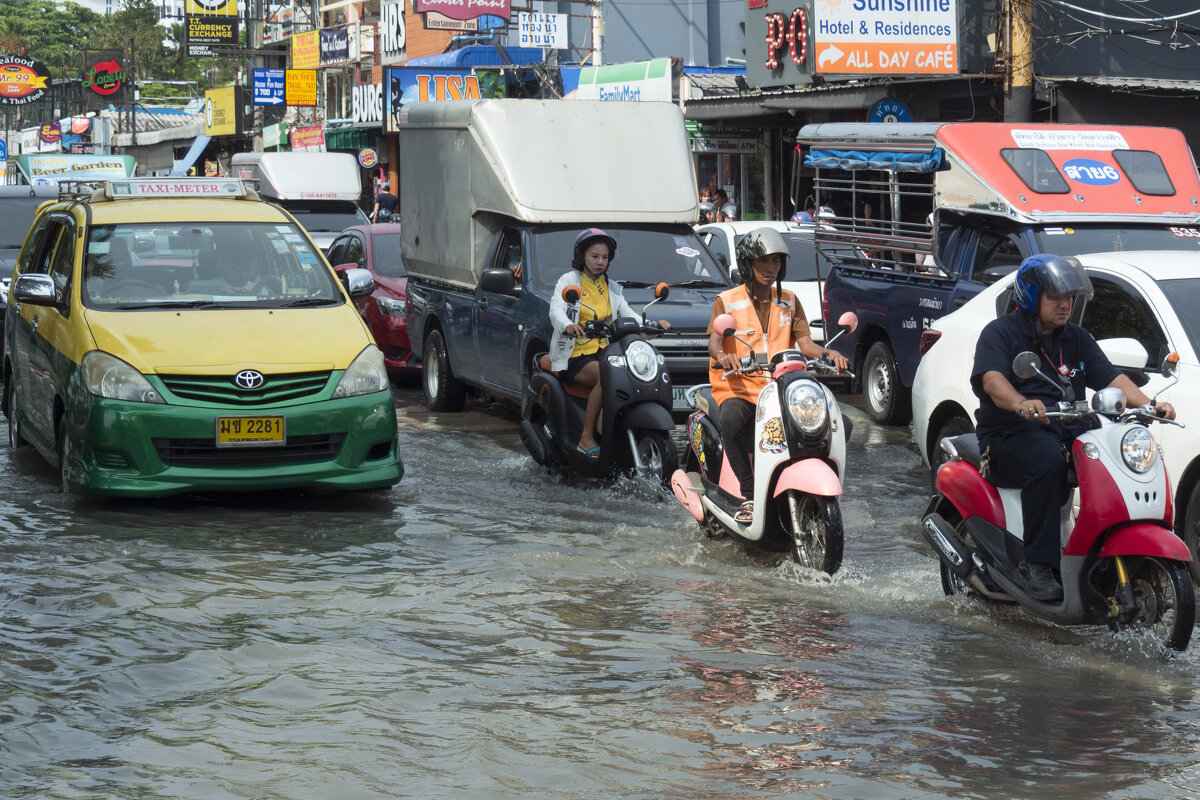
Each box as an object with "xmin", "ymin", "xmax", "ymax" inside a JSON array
[{"xmin": 708, "ymin": 228, "xmax": 849, "ymax": 522}]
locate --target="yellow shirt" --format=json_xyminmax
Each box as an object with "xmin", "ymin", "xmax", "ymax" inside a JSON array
[{"xmin": 570, "ymin": 271, "xmax": 613, "ymax": 357}]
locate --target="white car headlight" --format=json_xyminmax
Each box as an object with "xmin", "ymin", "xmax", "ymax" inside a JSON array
[
  {"xmin": 1121, "ymin": 426, "xmax": 1156, "ymax": 473},
  {"xmin": 624, "ymin": 340, "xmax": 659, "ymax": 382},
  {"xmin": 81, "ymin": 351, "xmax": 165, "ymax": 404},
  {"xmin": 376, "ymin": 296, "xmax": 406, "ymax": 317},
  {"xmin": 785, "ymin": 380, "xmax": 827, "ymax": 433},
  {"xmin": 333, "ymin": 345, "xmax": 389, "ymax": 398}
]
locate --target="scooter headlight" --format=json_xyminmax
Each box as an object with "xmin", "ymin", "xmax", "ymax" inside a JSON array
[
  {"xmin": 624, "ymin": 340, "xmax": 659, "ymax": 382},
  {"xmin": 1121, "ymin": 426, "xmax": 1156, "ymax": 473},
  {"xmin": 785, "ymin": 380, "xmax": 827, "ymax": 433}
]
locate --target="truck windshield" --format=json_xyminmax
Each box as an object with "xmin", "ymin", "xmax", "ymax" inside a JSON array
[
  {"xmin": 83, "ymin": 222, "xmax": 341, "ymax": 309},
  {"xmin": 280, "ymin": 200, "xmax": 369, "ymax": 233},
  {"xmin": 529, "ymin": 226, "xmax": 730, "ymax": 292},
  {"xmin": 1033, "ymin": 224, "xmax": 1200, "ymax": 256}
]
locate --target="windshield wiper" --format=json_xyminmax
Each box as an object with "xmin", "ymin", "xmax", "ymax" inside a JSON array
[
  {"xmin": 280, "ymin": 297, "xmax": 339, "ymax": 307},
  {"xmin": 670, "ymin": 279, "xmax": 727, "ymax": 288},
  {"xmin": 105, "ymin": 300, "xmax": 221, "ymax": 310},
  {"xmin": 618, "ymin": 281, "xmax": 656, "ymax": 288}
]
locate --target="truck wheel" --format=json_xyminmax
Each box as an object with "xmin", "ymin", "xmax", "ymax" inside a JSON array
[
  {"xmin": 422, "ymin": 329, "xmax": 466, "ymax": 412},
  {"xmin": 1183, "ymin": 481, "xmax": 1200, "ymax": 584},
  {"xmin": 863, "ymin": 341, "xmax": 911, "ymax": 426}
]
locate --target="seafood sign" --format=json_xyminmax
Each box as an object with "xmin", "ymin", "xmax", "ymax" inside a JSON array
[{"xmin": 0, "ymin": 56, "xmax": 50, "ymax": 105}]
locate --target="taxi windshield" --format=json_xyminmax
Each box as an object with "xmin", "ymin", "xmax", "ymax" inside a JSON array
[{"xmin": 82, "ymin": 222, "xmax": 341, "ymax": 309}]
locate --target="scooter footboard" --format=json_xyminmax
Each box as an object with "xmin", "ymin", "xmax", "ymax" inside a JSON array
[
  {"xmin": 772, "ymin": 459, "xmax": 841, "ymax": 498},
  {"xmin": 1087, "ymin": 523, "xmax": 1193, "ymax": 562}
]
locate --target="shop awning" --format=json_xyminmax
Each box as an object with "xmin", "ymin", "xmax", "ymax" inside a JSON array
[
  {"xmin": 324, "ymin": 125, "xmax": 379, "ymax": 151},
  {"xmin": 169, "ymin": 134, "xmax": 210, "ymax": 177}
]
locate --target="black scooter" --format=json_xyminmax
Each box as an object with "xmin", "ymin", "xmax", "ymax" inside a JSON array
[{"xmin": 520, "ymin": 283, "xmax": 678, "ymax": 486}]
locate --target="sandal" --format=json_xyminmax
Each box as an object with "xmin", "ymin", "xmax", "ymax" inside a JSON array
[
  {"xmin": 576, "ymin": 444, "xmax": 601, "ymax": 460},
  {"xmin": 734, "ymin": 500, "xmax": 754, "ymax": 524}
]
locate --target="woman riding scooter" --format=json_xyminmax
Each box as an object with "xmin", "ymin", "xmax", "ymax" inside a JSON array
[
  {"xmin": 709, "ymin": 227, "xmax": 849, "ymax": 521},
  {"xmin": 549, "ymin": 228, "xmax": 670, "ymax": 457}
]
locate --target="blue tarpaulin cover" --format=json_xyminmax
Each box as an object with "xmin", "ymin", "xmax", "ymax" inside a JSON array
[{"xmin": 805, "ymin": 148, "xmax": 945, "ymax": 173}]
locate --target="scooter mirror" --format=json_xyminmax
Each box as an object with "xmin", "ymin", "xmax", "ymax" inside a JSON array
[
  {"xmin": 654, "ymin": 282, "xmax": 670, "ymax": 300},
  {"xmin": 713, "ymin": 313, "xmax": 737, "ymax": 338},
  {"xmin": 562, "ymin": 286, "xmax": 580, "ymax": 305},
  {"xmin": 1012, "ymin": 351, "xmax": 1041, "ymax": 380},
  {"xmin": 837, "ymin": 311, "xmax": 858, "ymax": 333},
  {"xmin": 1163, "ymin": 352, "xmax": 1180, "ymax": 378}
]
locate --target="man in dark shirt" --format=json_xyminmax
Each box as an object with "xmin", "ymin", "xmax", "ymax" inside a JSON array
[
  {"xmin": 971, "ymin": 254, "xmax": 1174, "ymax": 602},
  {"xmin": 371, "ymin": 180, "xmax": 398, "ymax": 223}
]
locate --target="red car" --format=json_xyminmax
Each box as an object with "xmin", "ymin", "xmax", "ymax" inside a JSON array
[{"xmin": 328, "ymin": 223, "xmax": 417, "ymax": 374}]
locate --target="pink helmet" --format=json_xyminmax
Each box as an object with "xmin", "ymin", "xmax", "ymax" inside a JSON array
[{"xmin": 572, "ymin": 228, "xmax": 617, "ymax": 270}]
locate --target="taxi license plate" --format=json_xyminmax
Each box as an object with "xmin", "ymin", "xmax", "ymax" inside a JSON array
[{"xmin": 216, "ymin": 416, "xmax": 286, "ymax": 447}]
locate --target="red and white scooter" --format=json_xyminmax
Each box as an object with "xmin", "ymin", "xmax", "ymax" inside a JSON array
[
  {"xmin": 922, "ymin": 351, "xmax": 1195, "ymax": 651},
  {"xmin": 670, "ymin": 312, "xmax": 857, "ymax": 574}
]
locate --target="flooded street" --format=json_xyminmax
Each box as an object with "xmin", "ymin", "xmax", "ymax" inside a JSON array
[{"xmin": 3, "ymin": 383, "xmax": 1200, "ymax": 799}]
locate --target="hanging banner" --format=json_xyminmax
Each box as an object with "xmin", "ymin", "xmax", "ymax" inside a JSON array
[
  {"xmin": 0, "ymin": 55, "xmax": 51, "ymax": 105},
  {"xmin": 414, "ymin": 0, "xmax": 510, "ymax": 23},
  {"xmin": 320, "ymin": 25, "xmax": 351, "ymax": 65},
  {"xmin": 290, "ymin": 125, "xmax": 325, "ymax": 152}
]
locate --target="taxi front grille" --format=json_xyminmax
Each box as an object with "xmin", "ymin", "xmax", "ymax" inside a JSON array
[
  {"xmin": 153, "ymin": 434, "xmax": 345, "ymax": 466},
  {"xmin": 158, "ymin": 371, "xmax": 333, "ymax": 405}
]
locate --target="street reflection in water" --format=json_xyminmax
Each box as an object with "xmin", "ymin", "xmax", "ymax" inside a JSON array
[{"xmin": 1, "ymin": 386, "xmax": 1199, "ymax": 799}]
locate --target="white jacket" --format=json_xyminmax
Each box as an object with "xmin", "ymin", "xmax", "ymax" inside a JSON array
[{"xmin": 548, "ymin": 270, "xmax": 639, "ymax": 372}]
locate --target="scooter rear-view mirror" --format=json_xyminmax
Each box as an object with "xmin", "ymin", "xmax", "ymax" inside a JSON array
[
  {"xmin": 837, "ymin": 311, "xmax": 858, "ymax": 333},
  {"xmin": 562, "ymin": 286, "xmax": 580, "ymax": 305},
  {"xmin": 714, "ymin": 313, "xmax": 737, "ymax": 338},
  {"xmin": 1163, "ymin": 352, "xmax": 1180, "ymax": 378},
  {"xmin": 1012, "ymin": 351, "xmax": 1068, "ymax": 397},
  {"xmin": 654, "ymin": 282, "xmax": 670, "ymax": 301}
]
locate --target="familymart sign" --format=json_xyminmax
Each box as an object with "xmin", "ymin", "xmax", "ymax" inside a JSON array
[{"xmin": 573, "ymin": 58, "xmax": 672, "ymax": 102}]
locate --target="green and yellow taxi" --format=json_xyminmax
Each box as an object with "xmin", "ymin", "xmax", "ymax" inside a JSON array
[{"xmin": 3, "ymin": 178, "xmax": 403, "ymax": 496}]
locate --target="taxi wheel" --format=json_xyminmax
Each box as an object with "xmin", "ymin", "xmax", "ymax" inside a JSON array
[
  {"xmin": 6, "ymin": 379, "xmax": 29, "ymax": 450},
  {"xmin": 57, "ymin": 423, "xmax": 71, "ymax": 494}
]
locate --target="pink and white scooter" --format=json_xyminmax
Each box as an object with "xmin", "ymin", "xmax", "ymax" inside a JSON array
[{"xmin": 670, "ymin": 312, "xmax": 857, "ymax": 574}]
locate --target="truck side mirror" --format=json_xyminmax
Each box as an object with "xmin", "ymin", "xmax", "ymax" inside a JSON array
[{"xmin": 480, "ymin": 268, "xmax": 518, "ymax": 295}]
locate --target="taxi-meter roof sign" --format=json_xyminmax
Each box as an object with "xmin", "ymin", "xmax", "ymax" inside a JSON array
[
  {"xmin": 814, "ymin": 0, "xmax": 958, "ymax": 76},
  {"xmin": 103, "ymin": 178, "xmax": 250, "ymax": 199}
]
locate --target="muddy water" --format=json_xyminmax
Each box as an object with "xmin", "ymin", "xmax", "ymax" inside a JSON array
[{"xmin": 2, "ymin": 389, "xmax": 1199, "ymax": 799}]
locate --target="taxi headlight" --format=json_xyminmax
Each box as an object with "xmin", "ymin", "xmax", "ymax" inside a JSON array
[
  {"xmin": 333, "ymin": 345, "xmax": 389, "ymax": 399},
  {"xmin": 1121, "ymin": 427, "xmax": 1156, "ymax": 473},
  {"xmin": 785, "ymin": 380, "xmax": 827, "ymax": 433},
  {"xmin": 625, "ymin": 340, "xmax": 659, "ymax": 382},
  {"xmin": 81, "ymin": 351, "xmax": 165, "ymax": 404}
]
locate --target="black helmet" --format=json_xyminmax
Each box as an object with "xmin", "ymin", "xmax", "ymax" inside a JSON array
[
  {"xmin": 572, "ymin": 228, "xmax": 617, "ymax": 271},
  {"xmin": 735, "ymin": 227, "xmax": 789, "ymax": 290}
]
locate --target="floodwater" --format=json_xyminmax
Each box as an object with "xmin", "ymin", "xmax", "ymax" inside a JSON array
[{"xmin": 3, "ymin": 385, "xmax": 1200, "ymax": 799}]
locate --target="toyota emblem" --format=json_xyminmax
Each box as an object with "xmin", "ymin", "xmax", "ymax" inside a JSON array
[{"xmin": 234, "ymin": 370, "xmax": 265, "ymax": 389}]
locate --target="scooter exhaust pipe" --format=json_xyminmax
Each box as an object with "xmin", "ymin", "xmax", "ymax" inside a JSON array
[
  {"xmin": 922, "ymin": 513, "xmax": 973, "ymax": 579},
  {"xmin": 519, "ymin": 419, "xmax": 549, "ymax": 466}
]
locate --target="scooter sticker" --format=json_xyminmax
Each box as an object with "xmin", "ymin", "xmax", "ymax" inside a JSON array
[
  {"xmin": 759, "ymin": 417, "xmax": 787, "ymax": 454},
  {"xmin": 691, "ymin": 422, "xmax": 705, "ymax": 466}
]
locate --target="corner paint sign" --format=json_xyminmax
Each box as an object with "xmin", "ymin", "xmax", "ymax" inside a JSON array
[
  {"xmin": 0, "ymin": 55, "xmax": 51, "ymax": 105},
  {"xmin": 813, "ymin": 0, "xmax": 958, "ymax": 76}
]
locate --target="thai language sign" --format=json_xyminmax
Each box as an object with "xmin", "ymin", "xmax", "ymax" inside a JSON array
[
  {"xmin": 413, "ymin": 0, "xmax": 510, "ymax": 23},
  {"xmin": 813, "ymin": 0, "xmax": 958, "ymax": 76},
  {"xmin": 292, "ymin": 30, "xmax": 320, "ymax": 70},
  {"xmin": 518, "ymin": 13, "xmax": 566, "ymax": 49}
]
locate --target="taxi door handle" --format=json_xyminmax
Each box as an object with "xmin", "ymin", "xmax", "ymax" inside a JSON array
[
  {"xmin": 477, "ymin": 296, "xmax": 488, "ymax": 310},
  {"xmin": 30, "ymin": 314, "xmax": 38, "ymax": 333}
]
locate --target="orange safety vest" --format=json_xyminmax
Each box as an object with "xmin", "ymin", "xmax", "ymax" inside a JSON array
[{"xmin": 710, "ymin": 284, "xmax": 797, "ymax": 405}]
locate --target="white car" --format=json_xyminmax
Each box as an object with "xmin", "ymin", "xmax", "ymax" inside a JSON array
[
  {"xmin": 696, "ymin": 220, "xmax": 829, "ymax": 342},
  {"xmin": 912, "ymin": 250, "xmax": 1200, "ymax": 575}
]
